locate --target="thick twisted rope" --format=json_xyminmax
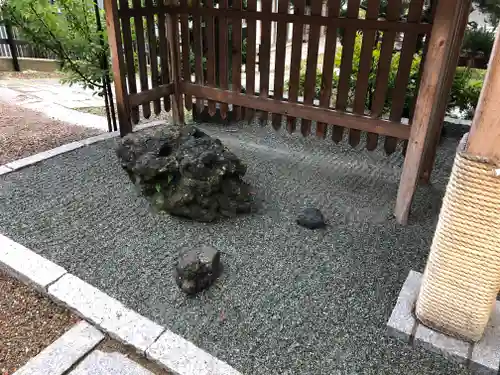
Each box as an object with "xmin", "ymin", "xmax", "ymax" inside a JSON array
[{"xmin": 416, "ymin": 137, "xmax": 500, "ymax": 342}]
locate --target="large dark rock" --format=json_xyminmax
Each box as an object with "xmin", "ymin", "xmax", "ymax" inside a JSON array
[
  {"xmin": 297, "ymin": 208, "xmax": 326, "ymax": 229},
  {"xmin": 174, "ymin": 245, "xmax": 222, "ymax": 294},
  {"xmin": 116, "ymin": 124, "xmax": 253, "ymax": 221}
]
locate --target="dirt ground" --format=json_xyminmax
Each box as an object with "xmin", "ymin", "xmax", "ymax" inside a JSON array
[
  {"xmin": 0, "ymin": 271, "xmax": 79, "ymax": 375},
  {"xmin": 0, "ymin": 103, "xmax": 100, "ymax": 164},
  {"xmin": 0, "ymin": 71, "xmax": 63, "ymax": 80},
  {"xmin": 0, "ymin": 102, "xmax": 99, "ymax": 374}
]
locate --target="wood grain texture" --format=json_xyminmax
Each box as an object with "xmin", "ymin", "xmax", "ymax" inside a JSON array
[
  {"xmin": 385, "ymin": 0, "xmax": 425, "ymax": 154},
  {"xmin": 317, "ymin": 0, "xmax": 341, "ymax": 139},
  {"xmin": 132, "ymin": 0, "xmax": 151, "ymax": 119},
  {"xmin": 301, "ymin": 0, "xmax": 323, "ymax": 136},
  {"xmin": 467, "ymin": 26, "xmax": 500, "ymax": 162},
  {"xmin": 166, "ymin": 0, "xmax": 185, "ymax": 125},
  {"xmin": 104, "ymin": 0, "xmax": 131, "ymax": 136},
  {"xmin": 334, "ymin": 0, "xmax": 361, "ymax": 143},
  {"xmin": 352, "ymin": 0, "xmax": 380, "ymax": 149},
  {"xmin": 182, "ymin": 82, "xmax": 410, "ymax": 139},
  {"xmin": 120, "ymin": 5, "xmax": 432, "ymax": 34},
  {"xmin": 145, "ymin": 0, "xmax": 161, "ymax": 115},
  {"xmin": 245, "ymin": 0, "xmax": 257, "ymax": 122},
  {"xmin": 394, "ymin": 0, "xmax": 471, "ymax": 225},
  {"xmin": 157, "ymin": 2, "xmax": 171, "ymax": 112},
  {"xmin": 128, "ymin": 83, "xmax": 174, "ymax": 106},
  {"xmin": 218, "ymin": 0, "xmax": 229, "ymax": 119},
  {"xmin": 179, "ymin": 5, "xmax": 191, "ymax": 110},
  {"xmin": 271, "ymin": 0, "xmax": 290, "ymax": 130},
  {"xmin": 231, "ymin": 0, "xmax": 243, "ymax": 120},
  {"xmin": 118, "ymin": 0, "xmax": 139, "ymax": 124},
  {"xmin": 259, "ymin": 0, "xmax": 273, "ymax": 125},
  {"xmin": 192, "ymin": 0, "xmax": 204, "ymax": 114},
  {"xmin": 205, "ymin": 0, "xmax": 217, "ymax": 116},
  {"xmin": 370, "ymin": 0, "xmax": 402, "ymax": 119},
  {"xmin": 287, "ymin": 0, "xmax": 306, "ymax": 133}
]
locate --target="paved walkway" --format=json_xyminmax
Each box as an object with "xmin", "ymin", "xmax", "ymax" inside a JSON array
[
  {"xmin": 13, "ymin": 320, "xmax": 165, "ymax": 375},
  {"xmin": 0, "ymin": 77, "xmax": 110, "ymax": 131}
]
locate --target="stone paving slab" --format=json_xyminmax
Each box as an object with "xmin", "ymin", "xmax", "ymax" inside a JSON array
[
  {"xmin": 0, "ymin": 165, "xmax": 12, "ymax": 175},
  {"xmin": 414, "ymin": 324, "xmax": 471, "ymax": 365},
  {"xmin": 13, "ymin": 321, "xmax": 104, "ymax": 375},
  {"xmin": 471, "ymin": 301, "xmax": 500, "ymax": 374},
  {"xmin": 387, "ymin": 270, "xmax": 421, "ymax": 343},
  {"xmin": 48, "ymin": 273, "xmax": 165, "ymax": 354},
  {"xmin": 147, "ymin": 330, "xmax": 242, "ymax": 375},
  {"xmin": 70, "ymin": 351, "xmax": 154, "ymax": 375},
  {"xmin": 6, "ymin": 141, "xmax": 84, "ymax": 171},
  {"xmin": 388, "ymin": 270, "xmax": 500, "ymax": 375},
  {"xmin": 0, "ymin": 233, "xmax": 67, "ymax": 291}
]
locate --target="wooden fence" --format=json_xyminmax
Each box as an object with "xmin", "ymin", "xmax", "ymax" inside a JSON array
[
  {"xmin": 106, "ymin": 0, "xmax": 435, "ymax": 155},
  {"xmin": 0, "ymin": 19, "xmax": 57, "ymax": 71},
  {"xmin": 105, "ymin": 0, "xmax": 473, "ymax": 224}
]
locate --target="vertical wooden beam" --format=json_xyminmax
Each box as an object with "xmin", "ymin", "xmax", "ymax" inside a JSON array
[
  {"xmin": 466, "ymin": 26, "xmax": 500, "ymax": 163},
  {"xmin": 104, "ymin": 0, "xmax": 132, "ymax": 136},
  {"xmin": 419, "ymin": 0, "xmax": 468, "ymax": 184},
  {"xmin": 165, "ymin": 0, "xmax": 184, "ymax": 125},
  {"xmin": 394, "ymin": 0, "xmax": 471, "ymax": 225}
]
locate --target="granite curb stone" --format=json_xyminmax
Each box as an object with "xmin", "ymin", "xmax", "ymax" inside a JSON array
[
  {"xmin": 13, "ymin": 321, "xmax": 104, "ymax": 375},
  {"xmin": 388, "ymin": 270, "xmax": 500, "ymax": 374},
  {"xmin": 0, "ymin": 233, "xmax": 67, "ymax": 291}
]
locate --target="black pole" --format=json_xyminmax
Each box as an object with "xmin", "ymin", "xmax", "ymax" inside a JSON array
[
  {"xmin": 93, "ymin": 0, "xmax": 117, "ymax": 132},
  {"xmin": 4, "ymin": 17, "xmax": 20, "ymax": 72},
  {"xmin": 105, "ymin": 74, "xmax": 117, "ymax": 131}
]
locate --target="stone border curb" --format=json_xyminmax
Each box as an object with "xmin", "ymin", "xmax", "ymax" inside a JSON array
[
  {"xmin": 13, "ymin": 321, "xmax": 105, "ymax": 375},
  {"xmin": 0, "ymin": 234, "xmax": 242, "ymax": 375},
  {"xmin": 0, "ymin": 120, "xmax": 165, "ymax": 175},
  {"xmin": 387, "ymin": 270, "xmax": 500, "ymax": 375}
]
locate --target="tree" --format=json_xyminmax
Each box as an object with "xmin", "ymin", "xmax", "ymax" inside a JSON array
[
  {"xmin": 472, "ymin": 0, "xmax": 500, "ymax": 29},
  {"xmin": 3, "ymin": 0, "xmax": 109, "ymax": 93}
]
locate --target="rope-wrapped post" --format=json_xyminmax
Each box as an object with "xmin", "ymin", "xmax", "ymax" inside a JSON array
[{"xmin": 416, "ymin": 134, "xmax": 500, "ymax": 342}]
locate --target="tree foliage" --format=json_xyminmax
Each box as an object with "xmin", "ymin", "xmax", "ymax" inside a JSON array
[
  {"xmin": 472, "ymin": 0, "xmax": 500, "ymax": 28},
  {"xmin": 3, "ymin": 0, "xmax": 109, "ymax": 92}
]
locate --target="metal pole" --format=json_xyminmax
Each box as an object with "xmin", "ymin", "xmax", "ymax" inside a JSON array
[
  {"xmin": 94, "ymin": 0, "xmax": 117, "ymax": 132},
  {"xmin": 4, "ymin": 17, "xmax": 20, "ymax": 72}
]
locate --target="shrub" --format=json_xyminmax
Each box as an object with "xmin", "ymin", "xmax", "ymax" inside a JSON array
[
  {"xmin": 461, "ymin": 27, "xmax": 495, "ymax": 66},
  {"xmin": 449, "ymin": 67, "xmax": 486, "ymax": 119},
  {"xmin": 287, "ymin": 32, "xmax": 422, "ymax": 118}
]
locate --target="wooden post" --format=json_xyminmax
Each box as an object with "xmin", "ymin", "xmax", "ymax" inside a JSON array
[
  {"xmin": 165, "ymin": 0, "xmax": 184, "ymax": 125},
  {"xmin": 466, "ymin": 26, "xmax": 500, "ymax": 163},
  {"xmin": 414, "ymin": 27, "xmax": 500, "ymax": 341},
  {"xmin": 418, "ymin": 0, "xmax": 469, "ymax": 184},
  {"xmin": 4, "ymin": 18, "xmax": 20, "ymax": 72},
  {"xmin": 104, "ymin": 0, "xmax": 132, "ymax": 136},
  {"xmin": 394, "ymin": 0, "xmax": 471, "ymax": 224}
]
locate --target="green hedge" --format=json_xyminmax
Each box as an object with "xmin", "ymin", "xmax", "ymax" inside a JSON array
[
  {"xmin": 287, "ymin": 33, "xmax": 486, "ymax": 121},
  {"xmin": 287, "ymin": 32, "xmax": 421, "ymax": 118},
  {"xmin": 449, "ymin": 67, "xmax": 486, "ymax": 119}
]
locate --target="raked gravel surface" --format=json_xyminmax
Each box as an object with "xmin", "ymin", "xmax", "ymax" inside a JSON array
[{"xmin": 0, "ymin": 121, "xmax": 474, "ymax": 375}]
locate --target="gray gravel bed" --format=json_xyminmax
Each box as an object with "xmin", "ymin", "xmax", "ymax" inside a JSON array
[{"xmin": 0, "ymin": 121, "xmax": 472, "ymax": 375}]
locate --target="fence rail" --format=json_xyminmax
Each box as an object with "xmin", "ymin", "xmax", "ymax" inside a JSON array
[
  {"xmin": 0, "ymin": 19, "xmax": 58, "ymax": 71},
  {"xmin": 108, "ymin": 0, "xmax": 434, "ymax": 155}
]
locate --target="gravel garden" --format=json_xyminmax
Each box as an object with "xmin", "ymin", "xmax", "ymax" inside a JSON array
[{"xmin": 0, "ymin": 119, "xmax": 476, "ymax": 375}]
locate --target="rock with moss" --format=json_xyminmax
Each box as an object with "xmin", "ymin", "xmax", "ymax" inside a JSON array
[{"xmin": 116, "ymin": 124, "xmax": 253, "ymax": 221}]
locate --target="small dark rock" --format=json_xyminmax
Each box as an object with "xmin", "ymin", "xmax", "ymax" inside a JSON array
[
  {"xmin": 297, "ymin": 208, "xmax": 326, "ymax": 229},
  {"xmin": 116, "ymin": 123, "xmax": 253, "ymax": 221},
  {"xmin": 174, "ymin": 245, "xmax": 222, "ymax": 294}
]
